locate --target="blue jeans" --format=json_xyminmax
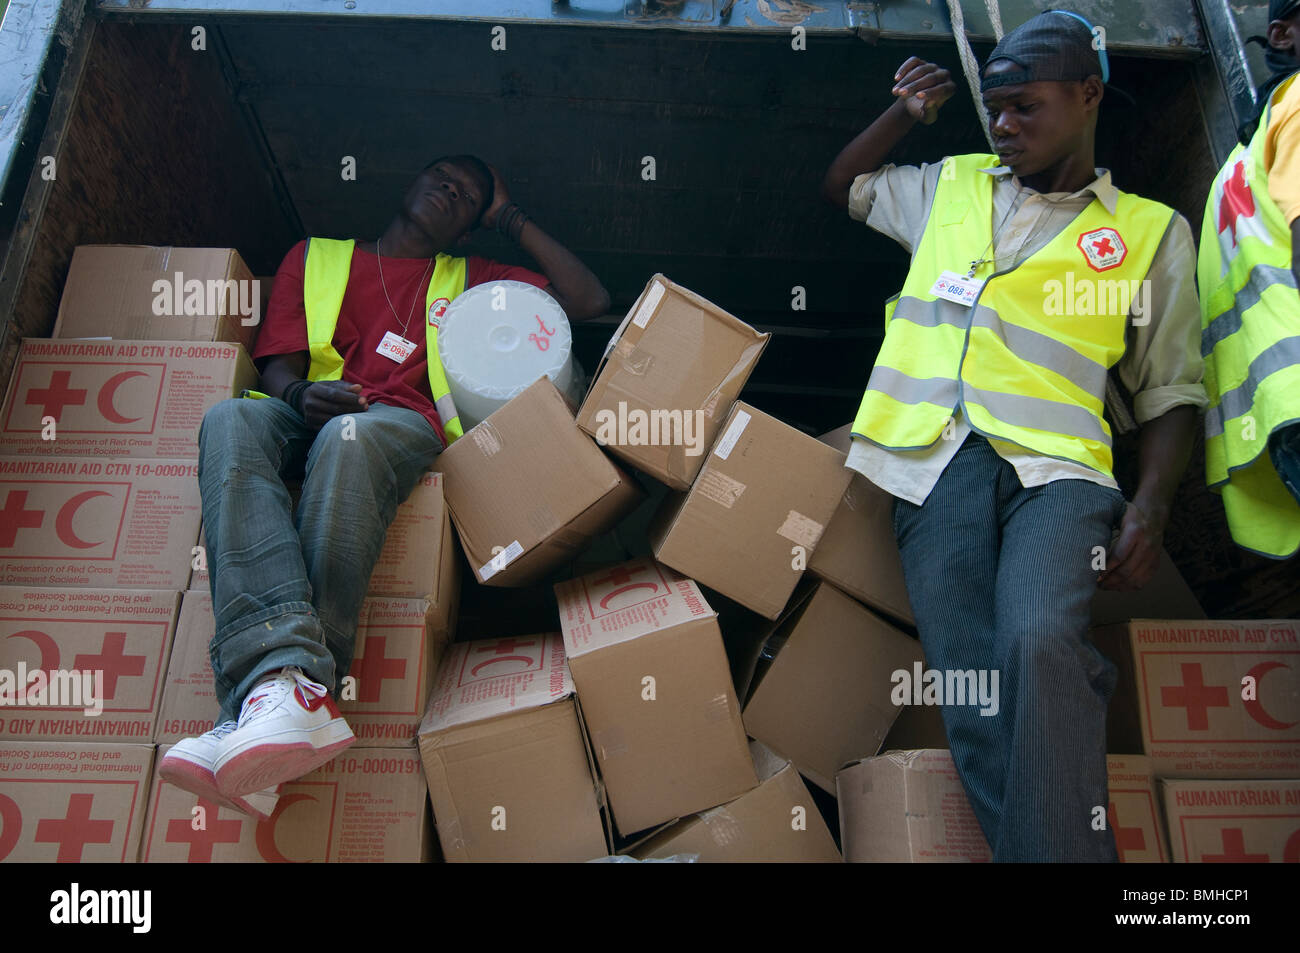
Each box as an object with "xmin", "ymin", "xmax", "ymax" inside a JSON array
[
  {"xmin": 892, "ymin": 433, "xmax": 1127, "ymax": 862},
  {"xmin": 196, "ymin": 398, "xmax": 440, "ymax": 724}
]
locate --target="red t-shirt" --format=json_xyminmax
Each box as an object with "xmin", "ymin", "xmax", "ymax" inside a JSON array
[{"xmin": 253, "ymin": 239, "xmax": 550, "ymax": 446}]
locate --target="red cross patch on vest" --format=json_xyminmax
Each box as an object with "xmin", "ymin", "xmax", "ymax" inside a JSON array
[
  {"xmin": 1077, "ymin": 227, "xmax": 1127, "ymax": 272},
  {"xmin": 428, "ymin": 297, "xmax": 451, "ymax": 327}
]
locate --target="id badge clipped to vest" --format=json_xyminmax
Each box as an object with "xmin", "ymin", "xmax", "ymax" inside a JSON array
[
  {"xmin": 377, "ymin": 330, "xmax": 417, "ymax": 364},
  {"xmin": 930, "ymin": 270, "xmax": 983, "ymax": 308}
]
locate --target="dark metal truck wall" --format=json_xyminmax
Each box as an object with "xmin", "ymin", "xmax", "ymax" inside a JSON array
[{"xmin": 0, "ymin": 0, "xmax": 1294, "ymax": 616}]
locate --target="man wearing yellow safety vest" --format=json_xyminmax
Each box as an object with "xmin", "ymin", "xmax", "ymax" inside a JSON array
[
  {"xmin": 823, "ymin": 12, "xmax": 1207, "ymax": 860},
  {"xmin": 159, "ymin": 155, "xmax": 610, "ymax": 814},
  {"xmin": 1198, "ymin": 0, "xmax": 1300, "ymax": 560}
]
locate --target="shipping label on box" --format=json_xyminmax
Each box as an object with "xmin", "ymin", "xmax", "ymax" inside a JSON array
[
  {"xmin": 1098, "ymin": 620, "xmax": 1300, "ymax": 778},
  {"xmin": 0, "ymin": 587, "xmax": 179, "ymax": 742},
  {"xmin": 649, "ymin": 402, "xmax": 851, "ymax": 620},
  {"xmin": 53, "ymin": 245, "xmax": 259, "ymax": 349},
  {"xmin": 577, "ymin": 274, "xmax": 770, "ymax": 490},
  {"xmin": 556, "ymin": 559, "xmax": 756, "ymax": 836},
  {"xmin": 141, "ymin": 746, "xmax": 431, "ymax": 862},
  {"xmin": 157, "ymin": 591, "xmax": 446, "ymax": 747},
  {"xmin": 0, "ymin": 456, "xmax": 201, "ymax": 590},
  {"xmin": 0, "ymin": 741, "xmax": 153, "ymax": 862},
  {"xmin": 0, "ymin": 339, "xmax": 257, "ymax": 459},
  {"xmin": 417, "ymin": 633, "xmax": 609, "ymax": 862},
  {"xmin": 1161, "ymin": 779, "xmax": 1300, "ymax": 862}
]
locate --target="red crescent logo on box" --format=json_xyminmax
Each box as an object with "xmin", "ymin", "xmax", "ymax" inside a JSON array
[
  {"xmin": 0, "ymin": 793, "xmax": 21, "ymax": 861},
  {"xmin": 1077, "ymin": 227, "xmax": 1127, "ymax": 272},
  {"xmin": 428, "ymin": 298, "xmax": 451, "ymax": 327},
  {"xmin": 256, "ymin": 793, "xmax": 316, "ymax": 863}
]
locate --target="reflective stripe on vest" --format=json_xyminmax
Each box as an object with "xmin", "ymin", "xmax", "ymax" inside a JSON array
[
  {"xmin": 852, "ymin": 152, "xmax": 1173, "ymax": 478},
  {"xmin": 302, "ymin": 237, "xmax": 468, "ymax": 444},
  {"xmin": 1197, "ymin": 72, "xmax": 1300, "ymax": 559}
]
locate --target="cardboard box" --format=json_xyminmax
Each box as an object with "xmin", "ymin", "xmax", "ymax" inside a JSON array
[
  {"xmin": 156, "ymin": 590, "xmax": 452, "ymax": 747},
  {"xmin": 1160, "ymin": 778, "xmax": 1300, "ymax": 862},
  {"xmin": 140, "ymin": 746, "xmax": 432, "ymax": 862},
  {"xmin": 439, "ymin": 377, "xmax": 643, "ymax": 587},
  {"xmin": 53, "ymin": 245, "xmax": 259, "ymax": 350},
  {"xmin": 0, "ymin": 741, "xmax": 153, "ymax": 862},
  {"xmin": 837, "ymin": 749, "xmax": 1168, "ymax": 862},
  {"xmin": 743, "ymin": 579, "xmax": 923, "ymax": 794},
  {"xmin": 1090, "ymin": 549, "xmax": 1206, "ymax": 626},
  {"xmin": 809, "ymin": 424, "xmax": 915, "ymax": 626},
  {"xmin": 0, "ymin": 456, "xmax": 201, "ymax": 590},
  {"xmin": 1107, "ymin": 754, "xmax": 1170, "ymax": 863},
  {"xmin": 1096, "ymin": 620, "xmax": 1300, "ymax": 778},
  {"xmin": 649, "ymin": 402, "xmax": 851, "ymax": 620},
  {"xmin": 0, "ymin": 339, "xmax": 257, "ymax": 459},
  {"xmin": 0, "ymin": 587, "xmax": 179, "ymax": 742},
  {"xmin": 416, "ymin": 632, "xmax": 608, "ymax": 862},
  {"xmin": 630, "ymin": 741, "xmax": 840, "ymax": 862},
  {"xmin": 576, "ymin": 274, "xmax": 770, "ymax": 490},
  {"xmin": 189, "ymin": 471, "xmax": 461, "ymax": 608},
  {"xmin": 556, "ymin": 559, "xmax": 756, "ymax": 835}
]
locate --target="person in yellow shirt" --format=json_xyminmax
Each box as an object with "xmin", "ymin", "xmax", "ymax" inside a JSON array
[{"xmin": 1198, "ymin": 0, "xmax": 1300, "ymax": 559}]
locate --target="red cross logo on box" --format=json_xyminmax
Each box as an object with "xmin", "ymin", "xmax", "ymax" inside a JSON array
[
  {"xmin": 347, "ymin": 635, "xmax": 407, "ymax": 703},
  {"xmin": 35, "ymin": 793, "xmax": 115, "ymax": 862},
  {"xmin": 73, "ymin": 631, "xmax": 146, "ymax": 700},
  {"xmin": 1107, "ymin": 800, "xmax": 1146, "ymax": 862},
  {"xmin": 165, "ymin": 797, "xmax": 244, "ymax": 862},
  {"xmin": 1077, "ymin": 227, "xmax": 1127, "ymax": 272},
  {"xmin": 1161, "ymin": 662, "xmax": 1231, "ymax": 731},
  {"xmin": 23, "ymin": 370, "xmax": 87, "ymax": 420},
  {"xmin": 0, "ymin": 490, "xmax": 44, "ymax": 547},
  {"xmin": 1201, "ymin": 827, "xmax": 1269, "ymax": 863}
]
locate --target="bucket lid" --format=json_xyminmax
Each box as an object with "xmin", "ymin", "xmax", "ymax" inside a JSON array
[{"xmin": 436, "ymin": 280, "xmax": 573, "ymax": 400}]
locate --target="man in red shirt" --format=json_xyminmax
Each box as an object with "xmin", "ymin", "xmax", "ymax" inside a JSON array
[{"xmin": 159, "ymin": 155, "xmax": 609, "ymax": 814}]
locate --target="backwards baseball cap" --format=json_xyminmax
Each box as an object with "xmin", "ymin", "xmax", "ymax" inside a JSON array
[
  {"xmin": 980, "ymin": 9, "xmax": 1109, "ymax": 93},
  {"xmin": 1271, "ymin": 0, "xmax": 1300, "ymax": 22}
]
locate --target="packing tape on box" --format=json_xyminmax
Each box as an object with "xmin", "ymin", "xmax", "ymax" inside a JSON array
[
  {"xmin": 469, "ymin": 422, "xmax": 503, "ymax": 457},
  {"xmin": 699, "ymin": 808, "xmax": 743, "ymax": 848},
  {"xmin": 696, "ymin": 470, "xmax": 746, "ymax": 508},
  {"xmin": 702, "ymin": 693, "xmax": 732, "ymax": 724},
  {"xmin": 479, "ymin": 540, "xmax": 523, "ymax": 581},
  {"xmin": 592, "ymin": 726, "xmax": 628, "ymax": 761},
  {"xmin": 777, "ymin": 510, "xmax": 825, "ymax": 550},
  {"xmin": 612, "ymin": 339, "xmax": 655, "ymax": 377}
]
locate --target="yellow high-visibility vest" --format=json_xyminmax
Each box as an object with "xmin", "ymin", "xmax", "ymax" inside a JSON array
[
  {"xmin": 852, "ymin": 152, "xmax": 1174, "ymax": 479},
  {"xmin": 1198, "ymin": 72, "xmax": 1300, "ymax": 560},
  {"xmin": 302, "ymin": 237, "xmax": 467, "ymax": 444}
]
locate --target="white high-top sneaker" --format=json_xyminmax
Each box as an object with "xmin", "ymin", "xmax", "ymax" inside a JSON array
[
  {"xmin": 158, "ymin": 721, "xmax": 280, "ymax": 819},
  {"xmin": 214, "ymin": 667, "xmax": 354, "ymax": 798}
]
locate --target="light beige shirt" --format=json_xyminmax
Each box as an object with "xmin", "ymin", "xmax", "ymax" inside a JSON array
[{"xmin": 845, "ymin": 161, "xmax": 1209, "ymax": 505}]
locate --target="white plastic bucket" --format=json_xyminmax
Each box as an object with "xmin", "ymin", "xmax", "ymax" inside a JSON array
[{"xmin": 435, "ymin": 279, "xmax": 584, "ymax": 429}]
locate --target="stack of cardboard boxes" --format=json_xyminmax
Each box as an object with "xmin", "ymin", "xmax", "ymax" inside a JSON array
[
  {"xmin": 4, "ymin": 256, "xmax": 1290, "ymax": 863},
  {"xmin": 0, "ymin": 246, "xmax": 259, "ymax": 861}
]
